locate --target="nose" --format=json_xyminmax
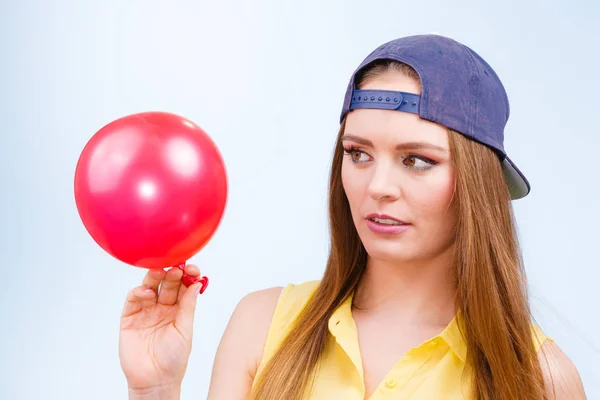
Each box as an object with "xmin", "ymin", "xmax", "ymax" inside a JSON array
[{"xmin": 367, "ymin": 160, "xmax": 401, "ymax": 201}]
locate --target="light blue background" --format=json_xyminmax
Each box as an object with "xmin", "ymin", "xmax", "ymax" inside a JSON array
[{"xmin": 1, "ymin": 0, "xmax": 598, "ymax": 398}]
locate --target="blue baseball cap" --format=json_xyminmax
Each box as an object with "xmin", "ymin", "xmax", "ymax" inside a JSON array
[{"xmin": 340, "ymin": 34, "xmax": 530, "ymax": 200}]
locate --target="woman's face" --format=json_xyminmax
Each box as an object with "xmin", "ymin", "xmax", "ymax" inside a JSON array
[{"xmin": 341, "ymin": 70, "xmax": 458, "ymax": 264}]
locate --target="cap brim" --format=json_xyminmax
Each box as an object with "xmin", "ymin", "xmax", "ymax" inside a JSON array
[{"xmin": 502, "ymin": 156, "xmax": 530, "ymax": 200}]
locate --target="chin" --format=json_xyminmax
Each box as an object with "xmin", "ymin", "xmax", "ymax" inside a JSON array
[
  {"xmin": 361, "ymin": 238, "xmax": 422, "ymax": 263},
  {"xmin": 361, "ymin": 231, "xmax": 456, "ymax": 266}
]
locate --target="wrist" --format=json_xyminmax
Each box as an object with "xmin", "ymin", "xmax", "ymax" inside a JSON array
[{"xmin": 128, "ymin": 384, "xmax": 181, "ymax": 400}]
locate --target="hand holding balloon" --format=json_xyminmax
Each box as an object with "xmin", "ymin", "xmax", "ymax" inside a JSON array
[
  {"xmin": 74, "ymin": 111, "xmax": 228, "ymax": 292},
  {"xmin": 119, "ymin": 263, "xmax": 204, "ymax": 393}
]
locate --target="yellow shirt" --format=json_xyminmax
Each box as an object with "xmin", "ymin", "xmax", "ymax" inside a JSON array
[{"xmin": 255, "ymin": 280, "xmax": 551, "ymax": 399}]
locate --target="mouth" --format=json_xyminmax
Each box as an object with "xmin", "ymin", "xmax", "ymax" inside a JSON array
[
  {"xmin": 365, "ymin": 213, "xmax": 408, "ymax": 225},
  {"xmin": 364, "ymin": 213, "xmax": 411, "ymax": 234}
]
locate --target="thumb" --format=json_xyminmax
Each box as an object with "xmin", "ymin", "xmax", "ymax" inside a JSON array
[{"xmin": 176, "ymin": 282, "xmax": 201, "ymax": 334}]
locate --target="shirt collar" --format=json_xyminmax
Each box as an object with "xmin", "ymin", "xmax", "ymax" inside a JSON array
[
  {"xmin": 438, "ymin": 312, "xmax": 467, "ymax": 363},
  {"xmin": 327, "ymin": 292, "xmax": 468, "ymax": 364}
]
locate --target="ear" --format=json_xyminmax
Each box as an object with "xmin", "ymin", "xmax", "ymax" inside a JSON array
[{"xmin": 537, "ymin": 340, "xmax": 587, "ymax": 399}]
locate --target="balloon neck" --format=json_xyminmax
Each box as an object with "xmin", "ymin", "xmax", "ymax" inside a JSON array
[{"xmin": 176, "ymin": 262, "xmax": 209, "ymax": 294}]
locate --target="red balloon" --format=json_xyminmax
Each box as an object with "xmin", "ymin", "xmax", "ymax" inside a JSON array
[{"xmin": 74, "ymin": 111, "xmax": 227, "ymax": 280}]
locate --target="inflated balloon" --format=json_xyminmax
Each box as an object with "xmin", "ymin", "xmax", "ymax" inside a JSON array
[{"xmin": 74, "ymin": 111, "xmax": 228, "ymax": 293}]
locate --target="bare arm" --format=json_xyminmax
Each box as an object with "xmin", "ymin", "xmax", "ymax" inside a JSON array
[
  {"xmin": 206, "ymin": 287, "xmax": 283, "ymax": 400},
  {"xmin": 538, "ymin": 340, "xmax": 587, "ymax": 399}
]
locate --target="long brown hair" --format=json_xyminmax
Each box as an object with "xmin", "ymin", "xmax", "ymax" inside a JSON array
[{"xmin": 250, "ymin": 60, "xmax": 547, "ymax": 400}]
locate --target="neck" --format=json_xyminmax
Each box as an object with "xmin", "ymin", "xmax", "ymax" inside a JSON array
[{"xmin": 352, "ymin": 246, "xmax": 456, "ymax": 326}]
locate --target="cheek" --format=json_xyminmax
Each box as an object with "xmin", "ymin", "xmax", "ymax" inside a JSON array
[
  {"xmin": 405, "ymin": 167, "xmax": 456, "ymax": 218},
  {"xmin": 341, "ymin": 162, "xmax": 366, "ymax": 210}
]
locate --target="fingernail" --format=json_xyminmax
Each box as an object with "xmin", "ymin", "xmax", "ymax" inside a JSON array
[{"xmin": 194, "ymin": 284, "xmax": 201, "ymax": 296}]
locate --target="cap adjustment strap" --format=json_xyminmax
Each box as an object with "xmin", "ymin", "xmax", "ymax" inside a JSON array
[{"xmin": 349, "ymin": 89, "xmax": 420, "ymax": 115}]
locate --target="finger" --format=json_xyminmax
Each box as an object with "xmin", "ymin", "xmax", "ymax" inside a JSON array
[
  {"xmin": 184, "ymin": 264, "xmax": 201, "ymax": 277},
  {"xmin": 175, "ymin": 282, "xmax": 202, "ymax": 334},
  {"xmin": 177, "ymin": 264, "xmax": 201, "ymax": 302},
  {"xmin": 142, "ymin": 268, "xmax": 166, "ymax": 293},
  {"xmin": 157, "ymin": 267, "xmax": 184, "ymax": 305},
  {"xmin": 121, "ymin": 286, "xmax": 156, "ymax": 318},
  {"xmin": 137, "ymin": 268, "xmax": 166, "ymax": 307}
]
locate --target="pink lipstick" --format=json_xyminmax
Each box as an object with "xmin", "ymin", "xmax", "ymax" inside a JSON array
[{"xmin": 365, "ymin": 213, "xmax": 411, "ymax": 235}]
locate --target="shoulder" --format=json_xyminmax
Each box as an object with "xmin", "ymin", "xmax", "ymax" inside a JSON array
[
  {"xmin": 272, "ymin": 280, "xmax": 321, "ymax": 318},
  {"xmin": 207, "ymin": 286, "xmax": 286, "ymax": 397},
  {"xmin": 234, "ymin": 286, "xmax": 286, "ymax": 324},
  {"xmin": 536, "ymin": 337, "xmax": 587, "ymax": 399},
  {"xmin": 222, "ymin": 281, "xmax": 321, "ymax": 375},
  {"xmin": 234, "ymin": 280, "xmax": 321, "ymax": 329},
  {"xmin": 227, "ymin": 286, "xmax": 286, "ymax": 367}
]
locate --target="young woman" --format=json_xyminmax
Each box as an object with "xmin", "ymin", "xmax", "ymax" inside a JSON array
[{"xmin": 119, "ymin": 35, "xmax": 587, "ymax": 399}]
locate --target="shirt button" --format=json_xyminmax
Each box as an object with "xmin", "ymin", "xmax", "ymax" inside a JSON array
[
  {"xmin": 385, "ymin": 378, "xmax": 397, "ymax": 389},
  {"xmin": 429, "ymin": 340, "xmax": 438, "ymax": 348}
]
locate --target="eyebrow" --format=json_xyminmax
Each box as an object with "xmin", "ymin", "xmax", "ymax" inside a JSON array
[{"xmin": 341, "ymin": 134, "xmax": 448, "ymax": 153}]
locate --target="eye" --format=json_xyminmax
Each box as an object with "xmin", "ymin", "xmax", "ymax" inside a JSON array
[
  {"xmin": 403, "ymin": 155, "xmax": 437, "ymax": 171},
  {"xmin": 343, "ymin": 146, "xmax": 371, "ymax": 164}
]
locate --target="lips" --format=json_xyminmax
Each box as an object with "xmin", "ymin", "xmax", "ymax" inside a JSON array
[
  {"xmin": 365, "ymin": 213, "xmax": 408, "ymax": 225},
  {"xmin": 364, "ymin": 213, "xmax": 411, "ymax": 235}
]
